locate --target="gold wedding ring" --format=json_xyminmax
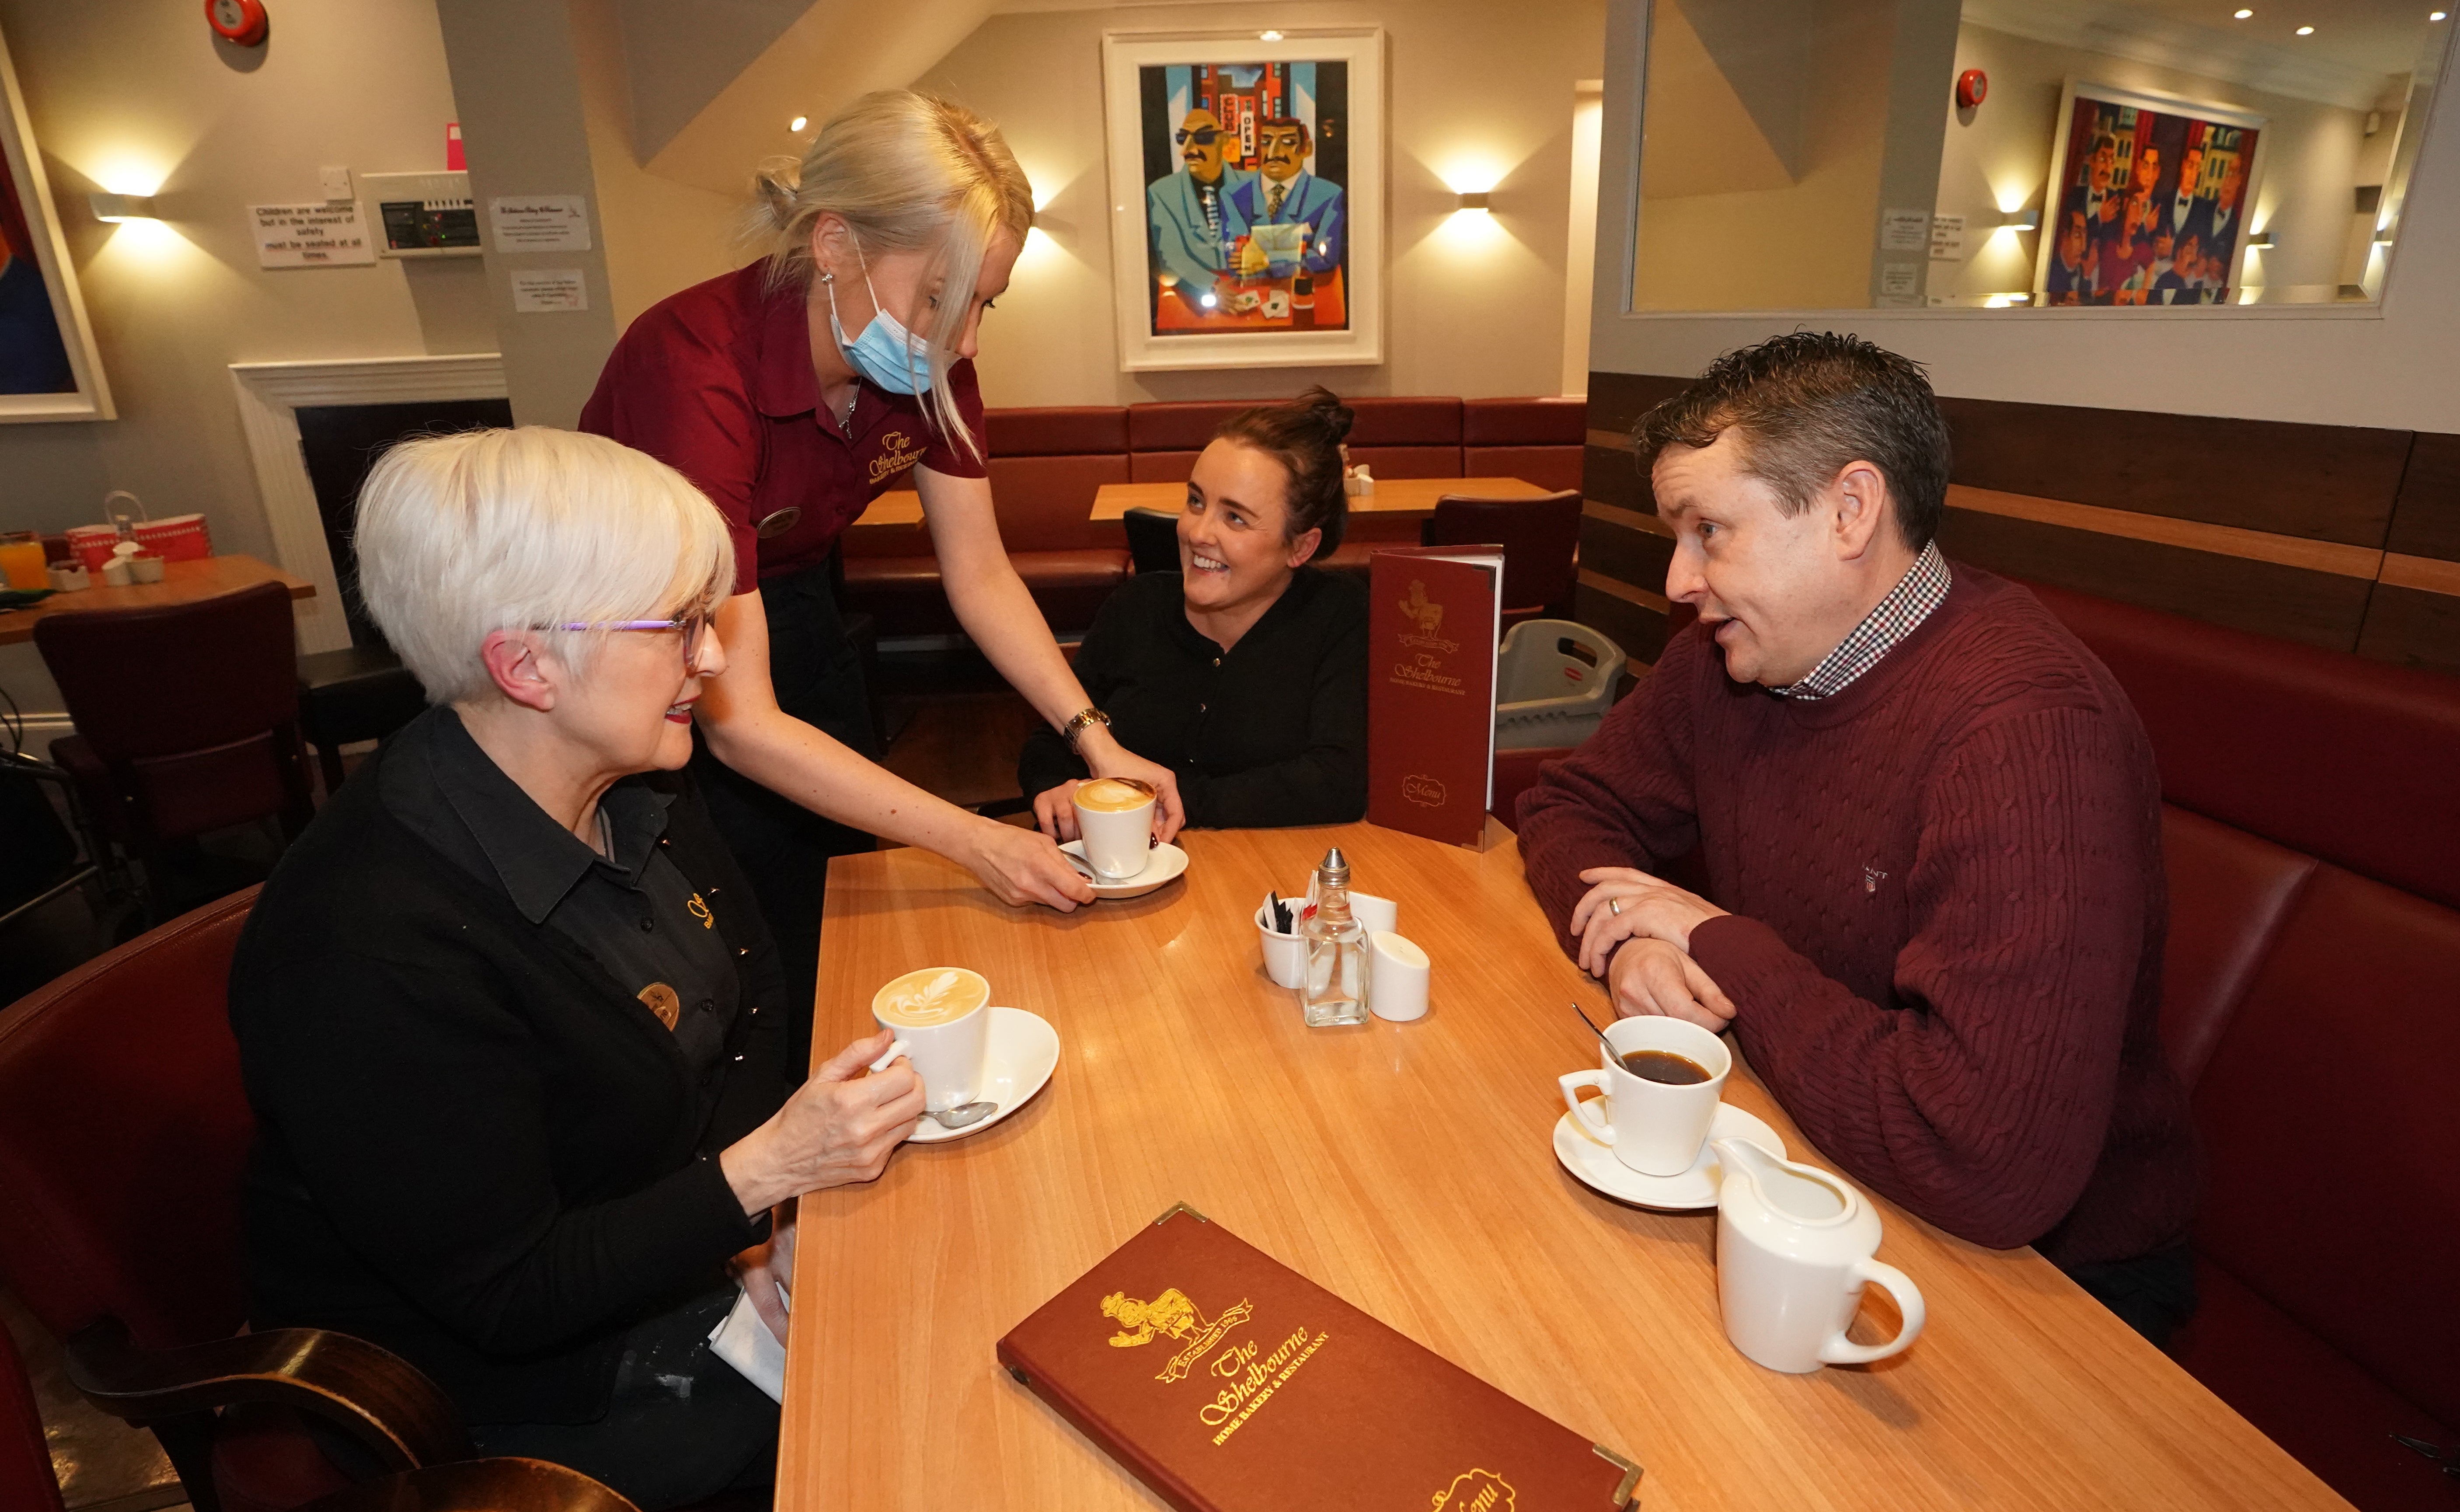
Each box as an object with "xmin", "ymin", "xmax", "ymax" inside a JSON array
[{"xmin": 1610, "ymin": 898, "xmax": 1623, "ymax": 916}]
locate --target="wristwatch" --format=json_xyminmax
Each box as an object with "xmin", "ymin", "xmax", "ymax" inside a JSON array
[{"xmin": 1061, "ymin": 707, "xmax": 1111, "ymax": 751}]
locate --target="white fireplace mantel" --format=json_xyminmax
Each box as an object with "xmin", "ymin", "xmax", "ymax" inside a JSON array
[{"xmin": 229, "ymin": 353, "xmax": 507, "ymax": 654}]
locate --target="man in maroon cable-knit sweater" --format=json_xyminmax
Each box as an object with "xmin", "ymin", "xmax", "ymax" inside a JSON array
[{"xmin": 1519, "ymin": 334, "xmax": 2199, "ymax": 1343}]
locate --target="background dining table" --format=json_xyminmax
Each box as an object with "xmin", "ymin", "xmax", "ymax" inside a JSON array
[
  {"xmin": 781, "ymin": 821, "xmax": 2352, "ymax": 1511},
  {"xmin": 0, "ymin": 554, "xmax": 313, "ymax": 646}
]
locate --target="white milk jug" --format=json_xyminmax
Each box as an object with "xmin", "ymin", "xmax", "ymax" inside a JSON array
[{"xmin": 1710, "ymin": 1137, "xmax": 1926, "ymax": 1373}]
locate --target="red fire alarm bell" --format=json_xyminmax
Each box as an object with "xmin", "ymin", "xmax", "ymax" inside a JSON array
[
  {"xmin": 1956, "ymin": 69, "xmax": 1989, "ymax": 110},
  {"xmin": 206, "ymin": 0, "xmax": 269, "ymax": 47}
]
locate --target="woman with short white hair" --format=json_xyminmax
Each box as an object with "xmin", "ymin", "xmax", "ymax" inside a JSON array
[{"xmin": 230, "ymin": 427, "xmax": 923, "ymax": 1509}]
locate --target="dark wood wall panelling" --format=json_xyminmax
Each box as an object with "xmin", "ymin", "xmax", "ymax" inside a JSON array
[
  {"xmin": 2367, "ymin": 433, "xmax": 2460, "ymax": 669},
  {"xmin": 1577, "ymin": 371, "xmax": 2460, "ymax": 678}
]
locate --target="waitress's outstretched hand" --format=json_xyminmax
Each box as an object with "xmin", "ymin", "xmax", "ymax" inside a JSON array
[
  {"xmin": 963, "ymin": 817, "xmax": 1098, "ymax": 911},
  {"xmin": 1076, "ymin": 728, "xmax": 1186, "ymax": 843}
]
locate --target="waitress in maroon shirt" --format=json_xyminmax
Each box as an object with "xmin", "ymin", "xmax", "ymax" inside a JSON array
[{"xmin": 582, "ymin": 91, "xmax": 1183, "ymax": 1021}]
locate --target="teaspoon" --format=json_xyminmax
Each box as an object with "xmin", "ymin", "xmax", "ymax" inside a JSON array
[{"xmin": 923, "ymin": 1100, "xmax": 998, "ymax": 1130}]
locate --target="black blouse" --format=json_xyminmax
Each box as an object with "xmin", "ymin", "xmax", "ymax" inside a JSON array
[
  {"xmin": 230, "ymin": 738, "xmax": 791, "ymax": 1427},
  {"xmin": 1018, "ymin": 567, "xmax": 1368, "ymax": 829}
]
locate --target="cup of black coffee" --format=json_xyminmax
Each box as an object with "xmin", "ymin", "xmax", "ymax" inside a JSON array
[
  {"xmin": 1558, "ymin": 1017, "xmax": 1733, "ymax": 1176},
  {"xmin": 1618, "ymin": 1049, "xmax": 1714, "ymax": 1085}
]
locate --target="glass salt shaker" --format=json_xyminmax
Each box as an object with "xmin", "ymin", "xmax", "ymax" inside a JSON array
[{"xmin": 1301, "ymin": 847, "xmax": 1368, "ymax": 1027}]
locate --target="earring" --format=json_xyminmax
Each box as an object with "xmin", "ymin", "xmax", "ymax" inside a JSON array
[{"xmin": 817, "ymin": 268, "xmax": 834, "ymax": 284}]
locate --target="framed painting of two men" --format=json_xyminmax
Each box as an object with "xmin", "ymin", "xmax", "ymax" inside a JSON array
[{"xmin": 1103, "ymin": 29, "xmax": 1384, "ymax": 370}]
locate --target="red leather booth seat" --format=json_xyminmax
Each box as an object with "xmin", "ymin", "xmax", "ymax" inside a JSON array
[
  {"xmin": 844, "ymin": 396, "xmax": 1581, "ymax": 636},
  {"xmin": 2028, "ymin": 582, "xmax": 2460, "ymax": 1512},
  {"xmin": 1464, "ymin": 395, "xmax": 1586, "ymax": 493},
  {"xmin": 843, "ymin": 405, "xmax": 1132, "ymax": 636}
]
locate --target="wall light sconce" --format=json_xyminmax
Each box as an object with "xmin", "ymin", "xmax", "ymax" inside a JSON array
[
  {"xmin": 1455, "ymin": 191, "xmax": 1491, "ymax": 212},
  {"xmin": 1995, "ymin": 208, "xmax": 2041, "ymax": 230},
  {"xmin": 88, "ymin": 193, "xmax": 158, "ymax": 222},
  {"xmin": 2245, "ymin": 230, "xmax": 2274, "ymax": 248}
]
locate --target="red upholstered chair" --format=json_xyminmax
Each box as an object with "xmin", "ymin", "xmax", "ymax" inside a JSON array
[
  {"xmin": 1425, "ymin": 491, "xmax": 1583, "ymax": 629},
  {"xmin": 1491, "ymin": 746, "xmax": 1575, "ymax": 828},
  {"xmin": 35, "ymin": 581, "xmax": 314, "ymax": 915},
  {"xmin": 0, "ymin": 887, "xmax": 473, "ymax": 1512}
]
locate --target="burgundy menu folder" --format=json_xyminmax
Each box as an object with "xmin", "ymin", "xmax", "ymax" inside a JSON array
[
  {"xmin": 1366, "ymin": 545, "xmax": 1504, "ymax": 847},
  {"xmin": 997, "ymin": 1204, "xmax": 1643, "ymax": 1511}
]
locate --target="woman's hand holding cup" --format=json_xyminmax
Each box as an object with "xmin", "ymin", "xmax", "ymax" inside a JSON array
[
  {"xmin": 1072, "ymin": 724, "xmax": 1185, "ymax": 843},
  {"xmin": 1031, "ymin": 779, "xmax": 1087, "ymax": 843},
  {"xmin": 721, "ymin": 1029, "xmax": 923, "ymax": 1215}
]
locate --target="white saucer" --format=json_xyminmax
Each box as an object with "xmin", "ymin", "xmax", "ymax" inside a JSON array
[
  {"xmin": 1552, "ymin": 1101, "xmax": 1787, "ymax": 1211},
  {"xmin": 1058, "ymin": 840, "xmax": 1189, "ymax": 899},
  {"xmin": 908, "ymin": 1007, "xmax": 1059, "ymax": 1144}
]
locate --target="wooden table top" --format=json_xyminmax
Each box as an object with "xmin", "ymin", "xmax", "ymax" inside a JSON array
[
  {"xmin": 1091, "ymin": 475, "xmax": 1553, "ymax": 521},
  {"xmin": 851, "ymin": 490, "xmax": 924, "ymax": 530},
  {"xmin": 0, "ymin": 554, "xmax": 314, "ymax": 647},
  {"xmin": 783, "ymin": 822, "xmax": 2346, "ymax": 1511}
]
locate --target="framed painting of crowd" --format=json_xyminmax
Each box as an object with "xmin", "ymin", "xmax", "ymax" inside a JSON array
[
  {"xmin": 1102, "ymin": 28, "xmax": 1383, "ymax": 371},
  {"xmin": 0, "ymin": 21, "xmax": 111, "ymax": 421},
  {"xmin": 2033, "ymin": 80, "xmax": 2268, "ymax": 309}
]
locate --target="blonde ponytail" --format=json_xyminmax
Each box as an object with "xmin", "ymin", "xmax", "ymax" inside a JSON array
[{"xmin": 753, "ymin": 91, "xmax": 1033, "ymax": 460}]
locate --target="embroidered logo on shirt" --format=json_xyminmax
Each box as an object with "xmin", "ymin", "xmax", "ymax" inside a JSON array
[
  {"xmin": 688, "ymin": 893, "xmax": 714, "ymax": 929},
  {"xmin": 1863, "ymin": 864, "xmax": 1889, "ymax": 895},
  {"xmin": 868, "ymin": 429, "xmax": 926, "ymax": 484}
]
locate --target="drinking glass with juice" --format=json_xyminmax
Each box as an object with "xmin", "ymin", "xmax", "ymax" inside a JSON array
[{"xmin": 0, "ymin": 533, "xmax": 49, "ymax": 591}]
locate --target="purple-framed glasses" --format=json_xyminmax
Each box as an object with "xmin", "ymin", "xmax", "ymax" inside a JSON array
[{"xmin": 542, "ymin": 612, "xmax": 713, "ymax": 670}]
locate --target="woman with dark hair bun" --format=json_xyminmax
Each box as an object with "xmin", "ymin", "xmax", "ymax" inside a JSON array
[{"xmin": 1018, "ymin": 386, "xmax": 1369, "ymax": 832}]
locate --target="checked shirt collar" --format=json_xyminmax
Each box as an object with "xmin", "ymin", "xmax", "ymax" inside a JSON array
[{"xmin": 1773, "ymin": 540, "xmax": 1951, "ymax": 700}]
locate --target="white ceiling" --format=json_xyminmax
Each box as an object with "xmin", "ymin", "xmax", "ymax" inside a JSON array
[
  {"xmin": 613, "ymin": 0, "xmax": 1220, "ymax": 195},
  {"xmin": 1963, "ymin": 0, "xmax": 2453, "ymax": 108}
]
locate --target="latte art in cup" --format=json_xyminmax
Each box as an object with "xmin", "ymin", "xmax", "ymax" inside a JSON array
[
  {"xmin": 873, "ymin": 967, "xmax": 990, "ymax": 1028},
  {"xmin": 1073, "ymin": 777, "xmax": 1155, "ymax": 813}
]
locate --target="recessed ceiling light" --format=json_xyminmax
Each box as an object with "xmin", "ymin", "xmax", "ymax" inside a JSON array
[
  {"xmin": 2433, "ymin": 9, "xmax": 2449, "ymax": 18},
  {"xmin": 2233, "ymin": 6, "xmax": 2251, "ymax": 14},
  {"xmin": 2295, "ymin": 23, "xmax": 2314, "ymax": 32},
  {"xmin": 1259, "ymin": 29, "xmax": 1284, "ymax": 41},
  {"xmin": 789, "ymin": 115, "xmax": 808, "ymax": 132}
]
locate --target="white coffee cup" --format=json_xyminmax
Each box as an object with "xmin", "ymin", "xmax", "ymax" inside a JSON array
[
  {"xmin": 1557, "ymin": 1016, "xmax": 1732, "ymax": 1176},
  {"xmin": 1349, "ymin": 892, "xmax": 1397, "ymax": 935},
  {"xmin": 870, "ymin": 967, "xmax": 991, "ymax": 1114},
  {"xmin": 1710, "ymin": 1137, "xmax": 1925, "ymax": 1373},
  {"xmin": 1254, "ymin": 901, "xmax": 1307, "ymax": 989},
  {"xmin": 1366, "ymin": 931, "xmax": 1428, "ymax": 1021},
  {"xmin": 1072, "ymin": 777, "xmax": 1157, "ymax": 880}
]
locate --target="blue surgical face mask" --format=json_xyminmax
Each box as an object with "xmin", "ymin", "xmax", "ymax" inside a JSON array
[{"xmin": 825, "ymin": 237, "xmax": 935, "ymax": 396}]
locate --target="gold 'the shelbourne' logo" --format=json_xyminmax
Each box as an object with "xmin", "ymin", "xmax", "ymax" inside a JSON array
[
  {"xmin": 1429, "ymin": 1468, "xmax": 1517, "ymax": 1511},
  {"xmin": 868, "ymin": 429, "xmax": 927, "ymax": 484},
  {"xmin": 1100, "ymin": 1286, "xmax": 1254, "ymax": 1384}
]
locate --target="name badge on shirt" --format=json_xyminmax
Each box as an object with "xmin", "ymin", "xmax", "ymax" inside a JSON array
[
  {"xmin": 755, "ymin": 508, "xmax": 803, "ymax": 539},
  {"xmin": 638, "ymin": 982, "xmax": 682, "ymax": 1031}
]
